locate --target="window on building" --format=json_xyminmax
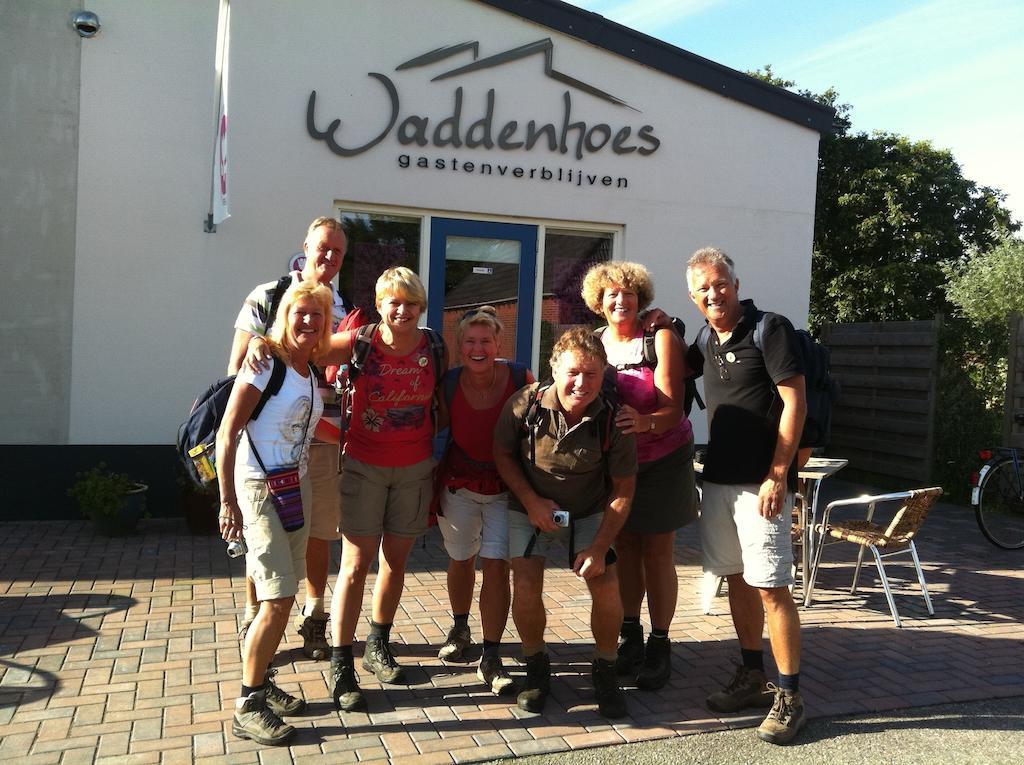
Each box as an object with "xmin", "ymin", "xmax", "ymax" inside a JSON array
[
  {"xmin": 538, "ymin": 229, "xmax": 613, "ymax": 379},
  {"xmin": 338, "ymin": 211, "xmax": 421, "ymax": 314}
]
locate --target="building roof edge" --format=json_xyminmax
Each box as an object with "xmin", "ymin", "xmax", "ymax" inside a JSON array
[{"xmin": 475, "ymin": 0, "xmax": 837, "ymax": 134}]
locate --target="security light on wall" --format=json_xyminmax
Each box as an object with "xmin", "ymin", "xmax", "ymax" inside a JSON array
[{"xmin": 72, "ymin": 11, "xmax": 101, "ymax": 38}]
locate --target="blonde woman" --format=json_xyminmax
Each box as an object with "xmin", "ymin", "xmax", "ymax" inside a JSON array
[
  {"xmin": 435, "ymin": 306, "xmax": 534, "ymax": 695},
  {"xmin": 317, "ymin": 267, "xmax": 447, "ymax": 712},
  {"xmin": 217, "ymin": 281, "xmax": 333, "ymax": 746},
  {"xmin": 581, "ymin": 261, "xmax": 697, "ymax": 690}
]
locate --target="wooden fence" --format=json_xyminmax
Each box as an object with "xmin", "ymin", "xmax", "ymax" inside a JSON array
[
  {"xmin": 821, "ymin": 317, "xmax": 942, "ymax": 483},
  {"xmin": 1005, "ymin": 313, "xmax": 1024, "ymax": 449}
]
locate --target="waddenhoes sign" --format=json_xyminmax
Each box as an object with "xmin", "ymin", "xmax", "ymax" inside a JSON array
[{"xmin": 306, "ymin": 39, "xmax": 660, "ymax": 190}]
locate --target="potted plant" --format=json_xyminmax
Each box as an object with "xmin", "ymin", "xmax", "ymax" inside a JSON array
[{"xmin": 68, "ymin": 463, "xmax": 148, "ymax": 536}]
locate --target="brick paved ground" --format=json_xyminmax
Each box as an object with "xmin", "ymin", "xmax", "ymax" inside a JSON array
[{"xmin": 1, "ymin": 485, "xmax": 1021, "ymax": 764}]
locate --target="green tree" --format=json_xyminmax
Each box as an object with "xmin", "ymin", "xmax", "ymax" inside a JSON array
[
  {"xmin": 749, "ymin": 67, "xmax": 1019, "ymax": 500},
  {"xmin": 943, "ymin": 233, "xmax": 1024, "ymax": 329},
  {"xmin": 749, "ymin": 67, "xmax": 1016, "ymax": 329}
]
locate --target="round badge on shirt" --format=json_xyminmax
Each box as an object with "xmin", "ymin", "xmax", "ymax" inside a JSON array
[
  {"xmin": 725, "ymin": 352, "xmax": 736, "ymax": 363},
  {"xmin": 418, "ymin": 356, "xmax": 428, "ymax": 367}
]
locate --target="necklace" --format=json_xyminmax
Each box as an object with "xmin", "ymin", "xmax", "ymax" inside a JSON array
[{"xmin": 464, "ymin": 363, "xmax": 497, "ymax": 393}]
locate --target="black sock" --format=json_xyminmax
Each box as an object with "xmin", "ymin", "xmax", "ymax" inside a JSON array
[
  {"xmin": 453, "ymin": 613, "xmax": 470, "ymax": 630},
  {"xmin": 741, "ymin": 648, "xmax": 764, "ymax": 672},
  {"xmin": 482, "ymin": 639, "xmax": 501, "ymax": 658},
  {"xmin": 621, "ymin": 616, "xmax": 641, "ymax": 636},
  {"xmin": 330, "ymin": 645, "xmax": 353, "ymax": 672},
  {"xmin": 368, "ymin": 621, "xmax": 392, "ymax": 642},
  {"xmin": 778, "ymin": 672, "xmax": 799, "ymax": 692},
  {"xmin": 240, "ymin": 682, "xmax": 262, "ymax": 698},
  {"xmin": 651, "ymin": 628, "xmax": 669, "ymax": 640}
]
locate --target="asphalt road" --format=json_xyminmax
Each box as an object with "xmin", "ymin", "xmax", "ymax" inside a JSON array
[{"xmin": 487, "ymin": 696, "xmax": 1024, "ymax": 765}]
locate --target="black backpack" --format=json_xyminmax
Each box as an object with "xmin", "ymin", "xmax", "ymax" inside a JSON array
[
  {"xmin": 339, "ymin": 322, "xmax": 446, "ymax": 431},
  {"xmin": 176, "ymin": 358, "xmax": 287, "ymax": 487},
  {"xmin": 694, "ymin": 316, "xmax": 840, "ymax": 449},
  {"xmin": 596, "ymin": 318, "xmax": 705, "ymax": 415}
]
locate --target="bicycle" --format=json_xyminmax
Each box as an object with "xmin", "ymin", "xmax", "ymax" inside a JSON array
[{"xmin": 970, "ymin": 412, "xmax": 1024, "ymax": 549}]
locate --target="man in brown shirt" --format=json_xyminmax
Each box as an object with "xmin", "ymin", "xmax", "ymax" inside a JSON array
[{"xmin": 494, "ymin": 327, "xmax": 637, "ymax": 719}]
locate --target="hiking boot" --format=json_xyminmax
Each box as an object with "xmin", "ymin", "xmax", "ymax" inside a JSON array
[
  {"xmin": 516, "ymin": 652, "xmax": 551, "ymax": 713},
  {"xmin": 264, "ymin": 668, "xmax": 306, "ymax": 716},
  {"xmin": 295, "ymin": 613, "xmax": 329, "ymax": 661},
  {"xmin": 331, "ymin": 660, "xmax": 367, "ymax": 712},
  {"xmin": 477, "ymin": 654, "xmax": 517, "ymax": 696},
  {"xmin": 362, "ymin": 636, "xmax": 407, "ymax": 684},
  {"xmin": 615, "ymin": 621, "xmax": 644, "ymax": 674},
  {"xmin": 238, "ymin": 616, "xmax": 253, "ymax": 643},
  {"xmin": 592, "ymin": 658, "xmax": 628, "ymax": 718},
  {"xmin": 706, "ymin": 664, "xmax": 773, "ymax": 713},
  {"xmin": 636, "ymin": 635, "xmax": 671, "ymax": 691},
  {"xmin": 232, "ymin": 690, "xmax": 295, "ymax": 746},
  {"xmin": 756, "ymin": 685, "xmax": 806, "ymax": 745},
  {"xmin": 437, "ymin": 625, "xmax": 472, "ymax": 662}
]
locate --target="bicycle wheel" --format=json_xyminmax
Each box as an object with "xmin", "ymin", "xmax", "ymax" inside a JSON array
[{"xmin": 976, "ymin": 458, "xmax": 1024, "ymax": 549}]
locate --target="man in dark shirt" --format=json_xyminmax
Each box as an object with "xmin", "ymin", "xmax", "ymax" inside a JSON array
[{"xmin": 686, "ymin": 247, "xmax": 807, "ymax": 746}]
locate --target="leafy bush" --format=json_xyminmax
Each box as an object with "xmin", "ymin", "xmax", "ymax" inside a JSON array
[{"xmin": 68, "ymin": 463, "xmax": 147, "ymax": 522}]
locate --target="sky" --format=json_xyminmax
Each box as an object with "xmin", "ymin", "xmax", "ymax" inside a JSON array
[{"xmin": 566, "ymin": 0, "xmax": 1024, "ymax": 225}]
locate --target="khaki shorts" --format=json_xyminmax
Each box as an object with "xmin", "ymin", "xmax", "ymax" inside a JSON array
[
  {"xmin": 308, "ymin": 443, "xmax": 341, "ymax": 541},
  {"xmin": 238, "ymin": 474, "xmax": 310, "ymax": 601},
  {"xmin": 339, "ymin": 454, "xmax": 434, "ymax": 538},
  {"xmin": 699, "ymin": 481, "xmax": 794, "ymax": 588},
  {"xmin": 507, "ymin": 510, "xmax": 614, "ymax": 568},
  {"xmin": 438, "ymin": 487, "xmax": 510, "ymax": 561}
]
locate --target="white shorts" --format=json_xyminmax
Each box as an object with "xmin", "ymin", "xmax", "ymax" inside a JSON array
[
  {"xmin": 699, "ymin": 482, "xmax": 794, "ymax": 589},
  {"xmin": 437, "ymin": 487, "xmax": 510, "ymax": 561}
]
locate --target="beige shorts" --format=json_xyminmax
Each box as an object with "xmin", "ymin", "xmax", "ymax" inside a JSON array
[
  {"xmin": 698, "ymin": 481, "xmax": 794, "ymax": 589},
  {"xmin": 339, "ymin": 454, "xmax": 434, "ymax": 538},
  {"xmin": 438, "ymin": 487, "xmax": 510, "ymax": 561},
  {"xmin": 238, "ymin": 474, "xmax": 311, "ymax": 601},
  {"xmin": 308, "ymin": 443, "xmax": 341, "ymax": 541}
]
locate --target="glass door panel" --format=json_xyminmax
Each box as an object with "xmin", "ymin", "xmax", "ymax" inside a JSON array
[{"xmin": 428, "ymin": 219, "xmax": 537, "ymax": 365}]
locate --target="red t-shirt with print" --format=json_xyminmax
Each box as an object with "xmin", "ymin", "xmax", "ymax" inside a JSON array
[{"xmin": 345, "ymin": 330, "xmax": 435, "ymax": 467}]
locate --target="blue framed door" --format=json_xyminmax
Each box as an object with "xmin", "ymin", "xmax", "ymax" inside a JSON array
[{"xmin": 428, "ymin": 218, "xmax": 537, "ymax": 365}]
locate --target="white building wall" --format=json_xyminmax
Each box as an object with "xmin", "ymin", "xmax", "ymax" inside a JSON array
[{"xmin": 70, "ymin": 0, "xmax": 819, "ymax": 445}]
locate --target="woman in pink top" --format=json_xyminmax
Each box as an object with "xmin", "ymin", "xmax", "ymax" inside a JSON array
[
  {"xmin": 318, "ymin": 267, "xmax": 447, "ymax": 713},
  {"xmin": 582, "ymin": 261, "xmax": 697, "ymax": 691}
]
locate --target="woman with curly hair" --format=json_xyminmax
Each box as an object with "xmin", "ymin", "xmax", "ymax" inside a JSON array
[{"xmin": 581, "ymin": 261, "xmax": 697, "ymax": 690}]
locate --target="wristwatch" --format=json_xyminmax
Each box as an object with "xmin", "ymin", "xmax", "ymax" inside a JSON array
[{"xmin": 648, "ymin": 416, "xmax": 656, "ymax": 432}]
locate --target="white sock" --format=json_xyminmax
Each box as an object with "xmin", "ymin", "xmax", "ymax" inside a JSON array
[{"xmin": 305, "ymin": 597, "xmax": 325, "ymax": 617}]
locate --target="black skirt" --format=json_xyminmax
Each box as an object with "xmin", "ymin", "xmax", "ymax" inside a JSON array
[{"xmin": 624, "ymin": 439, "xmax": 698, "ymax": 534}]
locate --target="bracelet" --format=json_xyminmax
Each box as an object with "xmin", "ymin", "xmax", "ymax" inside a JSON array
[{"xmin": 648, "ymin": 415, "xmax": 656, "ymax": 432}]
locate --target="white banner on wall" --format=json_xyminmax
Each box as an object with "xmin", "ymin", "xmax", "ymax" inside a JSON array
[{"xmin": 211, "ymin": 0, "xmax": 231, "ymax": 225}]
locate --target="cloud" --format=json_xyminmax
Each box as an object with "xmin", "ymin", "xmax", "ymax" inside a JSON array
[{"xmin": 782, "ymin": 0, "xmax": 1022, "ymax": 80}]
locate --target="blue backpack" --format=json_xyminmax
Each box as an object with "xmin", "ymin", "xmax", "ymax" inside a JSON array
[{"xmin": 176, "ymin": 358, "xmax": 287, "ymax": 487}]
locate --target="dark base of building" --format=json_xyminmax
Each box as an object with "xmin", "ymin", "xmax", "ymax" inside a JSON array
[{"xmin": 0, "ymin": 445, "xmax": 207, "ymax": 524}]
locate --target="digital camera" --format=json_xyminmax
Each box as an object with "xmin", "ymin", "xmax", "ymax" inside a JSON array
[
  {"xmin": 226, "ymin": 539, "xmax": 247, "ymax": 558},
  {"xmin": 551, "ymin": 509, "xmax": 570, "ymax": 527}
]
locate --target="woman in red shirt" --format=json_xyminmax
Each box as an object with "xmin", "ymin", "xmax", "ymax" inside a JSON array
[
  {"xmin": 435, "ymin": 307, "xmax": 534, "ymax": 696},
  {"xmin": 318, "ymin": 267, "xmax": 447, "ymax": 712}
]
